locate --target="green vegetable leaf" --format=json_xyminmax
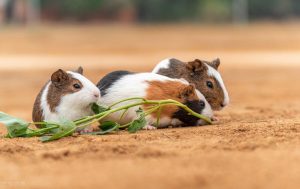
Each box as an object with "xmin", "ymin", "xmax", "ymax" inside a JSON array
[
  {"xmin": 92, "ymin": 103, "xmax": 109, "ymax": 114},
  {"xmin": 87, "ymin": 121, "xmax": 119, "ymax": 135},
  {"xmin": 0, "ymin": 112, "xmax": 30, "ymax": 138},
  {"xmin": 128, "ymin": 108, "xmax": 147, "ymax": 133},
  {"xmin": 40, "ymin": 120, "xmax": 76, "ymax": 142},
  {"xmin": 100, "ymin": 121, "xmax": 119, "ymax": 131},
  {"xmin": 25, "ymin": 125, "xmax": 60, "ymax": 137}
]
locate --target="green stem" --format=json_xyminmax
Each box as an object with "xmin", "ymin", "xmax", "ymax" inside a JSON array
[
  {"xmin": 75, "ymin": 112, "xmax": 111, "ymax": 130},
  {"xmin": 143, "ymin": 105, "xmax": 160, "ymax": 116},
  {"xmin": 108, "ymin": 97, "xmax": 146, "ymax": 109},
  {"xmin": 30, "ymin": 121, "xmax": 60, "ymax": 127},
  {"xmin": 74, "ymin": 98, "xmax": 212, "ymax": 132},
  {"xmin": 74, "ymin": 112, "xmax": 107, "ymax": 125},
  {"xmin": 26, "ymin": 125, "xmax": 59, "ymax": 137},
  {"xmin": 119, "ymin": 122, "xmax": 132, "ymax": 129},
  {"xmin": 119, "ymin": 108, "xmax": 128, "ymax": 121},
  {"xmin": 165, "ymin": 100, "xmax": 212, "ymax": 124}
]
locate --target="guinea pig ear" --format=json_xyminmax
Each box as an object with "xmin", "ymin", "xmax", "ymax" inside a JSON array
[
  {"xmin": 75, "ymin": 66, "xmax": 84, "ymax": 75},
  {"xmin": 179, "ymin": 84, "xmax": 196, "ymax": 99},
  {"xmin": 51, "ymin": 69, "xmax": 69, "ymax": 86},
  {"xmin": 186, "ymin": 59, "xmax": 206, "ymax": 73},
  {"xmin": 208, "ymin": 58, "xmax": 220, "ymax": 70}
]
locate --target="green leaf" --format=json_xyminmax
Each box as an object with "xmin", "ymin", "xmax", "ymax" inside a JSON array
[
  {"xmin": 92, "ymin": 103, "xmax": 109, "ymax": 114},
  {"xmin": 25, "ymin": 125, "xmax": 60, "ymax": 137},
  {"xmin": 100, "ymin": 121, "xmax": 119, "ymax": 131},
  {"xmin": 128, "ymin": 108, "xmax": 147, "ymax": 133},
  {"xmin": 87, "ymin": 121, "xmax": 119, "ymax": 135},
  {"xmin": 0, "ymin": 112, "xmax": 30, "ymax": 138},
  {"xmin": 48, "ymin": 118, "xmax": 75, "ymax": 133},
  {"xmin": 40, "ymin": 120, "xmax": 76, "ymax": 142}
]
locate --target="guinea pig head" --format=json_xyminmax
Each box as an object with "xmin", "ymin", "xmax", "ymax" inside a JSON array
[
  {"xmin": 185, "ymin": 58, "xmax": 229, "ymax": 111},
  {"xmin": 48, "ymin": 67, "xmax": 100, "ymax": 111},
  {"xmin": 172, "ymin": 84, "xmax": 213, "ymax": 126},
  {"xmin": 146, "ymin": 80, "xmax": 213, "ymax": 126}
]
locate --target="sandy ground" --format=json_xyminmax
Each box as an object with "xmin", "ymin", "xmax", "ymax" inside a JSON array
[{"xmin": 0, "ymin": 24, "xmax": 300, "ymax": 189}]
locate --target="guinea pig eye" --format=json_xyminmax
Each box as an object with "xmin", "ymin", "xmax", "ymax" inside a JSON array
[
  {"xmin": 73, "ymin": 83, "xmax": 81, "ymax": 89},
  {"xmin": 206, "ymin": 81, "xmax": 214, "ymax": 89}
]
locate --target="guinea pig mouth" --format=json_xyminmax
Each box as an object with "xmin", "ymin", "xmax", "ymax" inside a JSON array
[
  {"xmin": 85, "ymin": 103, "xmax": 94, "ymax": 109},
  {"xmin": 88, "ymin": 103, "xmax": 94, "ymax": 107}
]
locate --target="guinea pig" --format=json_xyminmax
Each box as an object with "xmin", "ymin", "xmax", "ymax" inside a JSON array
[
  {"xmin": 32, "ymin": 67, "xmax": 100, "ymax": 127},
  {"xmin": 152, "ymin": 58, "xmax": 229, "ymax": 111},
  {"xmin": 97, "ymin": 71, "xmax": 213, "ymax": 128}
]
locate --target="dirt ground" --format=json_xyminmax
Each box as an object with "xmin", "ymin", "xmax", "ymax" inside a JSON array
[{"xmin": 0, "ymin": 24, "xmax": 299, "ymax": 189}]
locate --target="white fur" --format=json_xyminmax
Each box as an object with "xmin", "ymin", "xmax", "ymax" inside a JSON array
[
  {"xmin": 205, "ymin": 64, "xmax": 230, "ymax": 106},
  {"xmin": 195, "ymin": 90, "xmax": 213, "ymax": 119},
  {"xmin": 145, "ymin": 116, "xmax": 182, "ymax": 128},
  {"xmin": 98, "ymin": 73, "xmax": 213, "ymax": 127},
  {"xmin": 152, "ymin": 58, "xmax": 171, "ymax": 73},
  {"xmin": 41, "ymin": 71, "xmax": 100, "ymax": 123},
  {"xmin": 195, "ymin": 90, "xmax": 213, "ymax": 125}
]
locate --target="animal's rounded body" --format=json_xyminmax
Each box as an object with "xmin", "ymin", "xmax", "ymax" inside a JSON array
[{"xmin": 97, "ymin": 71, "xmax": 213, "ymax": 128}]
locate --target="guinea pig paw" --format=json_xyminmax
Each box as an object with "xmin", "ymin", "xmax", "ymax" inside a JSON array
[
  {"xmin": 143, "ymin": 125, "xmax": 157, "ymax": 130},
  {"xmin": 78, "ymin": 127, "xmax": 94, "ymax": 134},
  {"xmin": 211, "ymin": 116, "xmax": 219, "ymax": 122}
]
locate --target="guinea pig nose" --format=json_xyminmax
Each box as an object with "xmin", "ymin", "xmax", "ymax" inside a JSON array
[
  {"xmin": 220, "ymin": 103, "xmax": 225, "ymax": 108},
  {"xmin": 199, "ymin": 100, "xmax": 205, "ymax": 108},
  {"xmin": 94, "ymin": 93, "xmax": 100, "ymax": 98}
]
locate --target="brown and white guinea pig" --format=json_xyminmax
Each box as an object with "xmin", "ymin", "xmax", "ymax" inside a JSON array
[
  {"xmin": 32, "ymin": 67, "xmax": 100, "ymax": 127},
  {"xmin": 96, "ymin": 71, "xmax": 213, "ymax": 128},
  {"xmin": 152, "ymin": 58, "xmax": 229, "ymax": 111}
]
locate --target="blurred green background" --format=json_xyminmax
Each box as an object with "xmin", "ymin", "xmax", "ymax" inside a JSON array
[{"xmin": 1, "ymin": 0, "xmax": 300, "ymax": 24}]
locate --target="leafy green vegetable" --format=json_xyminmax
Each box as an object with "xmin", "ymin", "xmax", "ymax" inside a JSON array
[
  {"xmin": 100, "ymin": 121, "xmax": 119, "ymax": 131},
  {"xmin": 128, "ymin": 109, "xmax": 147, "ymax": 133},
  {"xmin": 87, "ymin": 121, "xmax": 120, "ymax": 135},
  {"xmin": 1, "ymin": 97, "xmax": 212, "ymax": 142},
  {"xmin": 40, "ymin": 120, "xmax": 76, "ymax": 142},
  {"xmin": 92, "ymin": 103, "xmax": 109, "ymax": 114},
  {"xmin": 25, "ymin": 125, "xmax": 59, "ymax": 137},
  {"xmin": 0, "ymin": 112, "xmax": 30, "ymax": 138}
]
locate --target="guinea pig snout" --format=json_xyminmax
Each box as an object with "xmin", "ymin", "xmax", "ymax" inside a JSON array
[
  {"xmin": 94, "ymin": 93, "xmax": 100, "ymax": 98},
  {"xmin": 92, "ymin": 90, "xmax": 100, "ymax": 99},
  {"xmin": 220, "ymin": 102, "xmax": 227, "ymax": 108},
  {"xmin": 199, "ymin": 100, "xmax": 205, "ymax": 109}
]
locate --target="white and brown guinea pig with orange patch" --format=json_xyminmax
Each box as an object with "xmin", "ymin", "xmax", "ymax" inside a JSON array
[
  {"xmin": 96, "ymin": 71, "xmax": 213, "ymax": 128},
  {"xmin": 152, "ymin": 58, "xmax": 229, "ymax": 111},
  {"xmin": 32, "ymin": 67, "xmax": 100, "ymax": 127}
]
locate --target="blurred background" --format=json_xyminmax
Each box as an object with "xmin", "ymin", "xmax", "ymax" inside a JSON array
[
  {"xmin": 0, "ymin": 2, "xmax": 300, "ymax": 189},
  {"xmin": 0, "ymin": 0, "xmax": 300, "ymax": 117},
  {"xmin": 1, "ymin": 0, "xmax": 300, "ymax": 24}
]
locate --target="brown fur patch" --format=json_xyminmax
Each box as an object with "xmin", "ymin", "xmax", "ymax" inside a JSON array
[
  {"xmin": 47, "ymin": 73, "xmax": 83, "ymax": 112},
  {"xmin": 194, "ymin": 74, "xmax": 224, "ymax": 111},
  {"xmin": 32, "ymin": 83, "xmax": 47, "ymax": 125},
  {"xmin": 156, "ymin": 58, "xmax": 225, "ymax": 110},
  {"xmin": 206, "ymin": 58, "xmax": 220, "ymax": 70},
  {"xmin": 144, "ymin": 80, "xmax": 199, "ymax": 118}
]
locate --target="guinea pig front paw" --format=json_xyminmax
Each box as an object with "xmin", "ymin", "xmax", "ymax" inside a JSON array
[
  {"xmin": 78, "ymin": 127, "xmax": 94, "ymax": 134},
  {"xmin": 142, "ymin": 125, "xmax": 157, "ymax": 130},
  {"xmin": 211, "ymin": 116, "xmax": 219, "ymax": 122}
]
